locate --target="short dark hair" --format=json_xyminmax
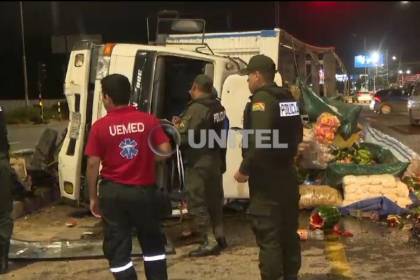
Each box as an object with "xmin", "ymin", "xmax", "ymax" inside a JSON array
[
  {"xmin": 193, "ymin": 74, "xmax": 213, "ymax": 94},
  {"xmin": 101, "ymin": 74, "xmax": 131, "ymax": 105},
  {"xmin": 195, "ymin": 81, "xmax": 213, "ymax": 94},
  {"xmin": 258, "ymin": 70, "xmax": 275, "ymax": 83}
]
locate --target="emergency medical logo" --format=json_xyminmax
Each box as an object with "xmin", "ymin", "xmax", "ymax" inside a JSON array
[{"xmin": 119, "ymin": 138, "xmax": 138, "ymax": 159}]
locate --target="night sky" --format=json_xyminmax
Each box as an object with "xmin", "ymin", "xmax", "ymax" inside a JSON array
[{"xmin": 1, "ymin": 1, "xmax": 420, "ymax": 100}]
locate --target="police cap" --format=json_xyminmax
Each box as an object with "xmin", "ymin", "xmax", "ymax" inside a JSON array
[{"xmin": 240, "ymin": 54, "xmax": 275, "ymax": 75}]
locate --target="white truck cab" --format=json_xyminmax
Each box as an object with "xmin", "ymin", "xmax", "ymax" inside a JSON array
[
  {"xmin": 58, "ymin": 16, "xmax": 344, "ymax": 203},
  {"xmin": 58, "ymin": 41, "xmax": 248, "ymax": 202}
]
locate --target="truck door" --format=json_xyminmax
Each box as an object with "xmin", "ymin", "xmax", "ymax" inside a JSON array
[
  {"xmin": 220, "ymin": 74, "xmax": 252, "ymax": 198},
  {"xmin": 149, "ymin": 54, "xmax": 213, "ymax": 196},
  {"xmin": 58, "ymin": 43, "xmax": 98, "ymax": 202},
  {"xmin": 219, "ymin": 72, "xmax": 282, "ymax": 199},
  {"xmin": 130, "ymin": 51, "xmax": 157, "ymax": 113}
]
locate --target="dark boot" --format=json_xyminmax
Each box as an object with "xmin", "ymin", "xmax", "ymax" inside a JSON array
[
  {"xmin": 144, "ymin": 259, "xmax": 168, "ymax": 280},
  {"xmin": 216, "ymin": 237, "xmax": 228, "ymax": 250},
  {"xmin": 112, "ymin": 266, "xmax": 137, "ymax": 280},
  {"xmin": 0, "ymin": 242, "xmax": 10, "ymax": 274},
  {"xmin": 188, "ymin": 241, "xmax": 221, "ymax": 257},
  {"xmin": 284, "ymin": 276, "xmax": 298, "ymax": 280}
]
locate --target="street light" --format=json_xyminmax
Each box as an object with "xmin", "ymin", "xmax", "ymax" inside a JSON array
[
  {"xmin": 398, "ymin": 70, "xmax": 403, "ymax": 74},
  {"xmin": 392, "ymin": 56, "xmax": 397, "ymax": 61},
  {"xmin": 406, "ymin": 70, "xmax": 411, "ymax": 74},
  {"xmin": 370, "ymin": 51, "xmax": 380, "ymax": 64},
  {"xmin": 19, "ymin": 1, "xmax": 29, "ymax": 107},
  {"xmin": 370, "ymin": 51, "xmax": 380, "ymax": 92}
]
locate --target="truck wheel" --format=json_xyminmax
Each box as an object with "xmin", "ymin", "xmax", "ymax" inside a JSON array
[{"xmin": 380, "ymin": 104, "xmax": 392, "ymax": 115}]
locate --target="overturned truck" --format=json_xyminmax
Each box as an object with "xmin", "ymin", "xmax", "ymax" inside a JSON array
[
  {"xmin": 167, "ymin": 28, "xmax": 349, "ymax": 97},
  {"xmin": 10, "ymin": 16, "xmax": 356, "ymax": 260},
  {"xmin": 58, "ymin": 16, "xmax": 348, "ymax": 204}
]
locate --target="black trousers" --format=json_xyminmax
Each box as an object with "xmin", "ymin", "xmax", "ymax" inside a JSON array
[
  {"xmin": 248, "ymin": 166, "xmax": 301, "ymax": 280},
  {"xmin": 0, "ymin": 155, "xmax": 13, "ymax": 246},
  {"xmin": 99, "ymin": 180, "xmax": 168, "ymax": 280},
  {"xmin": 0, "ymin": 154, "xmax": 13, "ymax": 274}
]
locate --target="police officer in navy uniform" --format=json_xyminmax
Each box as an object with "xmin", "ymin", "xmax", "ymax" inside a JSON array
[
  {"xmin": 85, "ymin": 74, "xmax": 172, "ymax": 280},
  {"xmin": 0, "ymin": 105, "xmax": 14, "ymax": 274},
  {"xmin": 234, "ymin": 55, "xmax": 303, "ymax": 280},
  {"xmin": 173, "ymin": 74, "xmax": 227, "ymax": 257}
]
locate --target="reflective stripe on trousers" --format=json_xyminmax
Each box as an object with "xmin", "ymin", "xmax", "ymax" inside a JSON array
[
  {"xmin": 143, "ymin": 254, "xmax": 166, "ymax": 262},
  {"xmin": 110, "ymin": 261, "xmax": 134, "ymax": 273}
]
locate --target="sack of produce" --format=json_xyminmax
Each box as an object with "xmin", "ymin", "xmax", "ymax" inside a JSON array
[
  {"xmin": 298, "ymin": 127, "xmax": 335, "ymax": 169},
  {"xmin": 299, "ymin": 185, "xmax": 343, "ymax": 209},
  {"xmin": 326, "ymin": 98, "xmax": 363, "ymax": 140},
  {"xmin": 301, "ymin": 84, "xmax": 341, "ymax": 122},
  {"xmin": 403, "ymin": 157, "xmax": 420, "ymax": 179},
  {"xmin": 298, "ymin": 141, "xmax": 335, "ymax": 170},
  {"xmin": 342, "ymin": 174, "xmax": 412, "ymax": 209},
  {"xmin": 314, "ymin": 113, "xmax": 341, "ymax": 145},
  {"xmin": 326, "ymin": 143, "xmax": 409, "ymax": 186},
  {"xmin": 300, "ymin": 83, "xmax": 362, "ymax": 140}
]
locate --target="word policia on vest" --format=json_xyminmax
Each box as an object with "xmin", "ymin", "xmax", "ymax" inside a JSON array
[{"xmin": 213, "ymin": 111, "xmax": 226, "ymax": 123}]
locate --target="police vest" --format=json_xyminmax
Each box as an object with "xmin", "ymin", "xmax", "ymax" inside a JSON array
[
  {"xmin": 194, "ymin": 97, "xmax": 227, "ymax": 150},
  {"xmin": 194, "ymin": 97, "xmax": 228, "ymax": 172},
  {"xmin": 243, "ymin": 84, "xmax": 303, "ymax": 164}
]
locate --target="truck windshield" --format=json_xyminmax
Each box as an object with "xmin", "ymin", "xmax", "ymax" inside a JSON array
[{"xmin": 131, "ymin": 51, "xmax": 156, "ymax": 111}]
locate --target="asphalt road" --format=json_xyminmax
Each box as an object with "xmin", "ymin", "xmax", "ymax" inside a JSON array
[
  {"xmin": 4, "ymin": 107, "xmax": 420, "ymax": 279},
  {"xmin": 7, "ymin": 121, "xmax": 68, "ymax": 152},
  {"xmin": 5, "ymin": 205, "xmax": 420, "ymax": 280},
  {"xmin": 359, "ymin": 106, "xmax": 420, "ymax": 155}
]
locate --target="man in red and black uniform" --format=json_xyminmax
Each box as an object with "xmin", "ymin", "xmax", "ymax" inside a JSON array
[{"xmin": 85, "ymin": 74, "xmax": 171, "ymax": 280}]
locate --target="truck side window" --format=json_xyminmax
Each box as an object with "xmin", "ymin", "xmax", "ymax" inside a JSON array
[{"xmin": 153, "ymin": 56, "xmax": 212, "ymax": 120}]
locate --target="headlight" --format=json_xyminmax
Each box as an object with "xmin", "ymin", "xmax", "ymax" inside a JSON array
[
  {"xmin": 63, "ymin": 182, "xmax": 74, "ymax": 195},
  {"xmin": 74, "ymin": 54, "xmax": 84, "ymax": 67},
  {"xmin": 96, "ymin": 56, "xmax": 110, "ymax": 80},
  {"xmin": 408, "ymin": 100, "xmax": 414, "ymax": 109}
]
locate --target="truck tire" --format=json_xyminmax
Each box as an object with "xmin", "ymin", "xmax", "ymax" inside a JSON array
[{"xmin": 380, "ymin": 104, "xmax": 392, "ymax": 115}]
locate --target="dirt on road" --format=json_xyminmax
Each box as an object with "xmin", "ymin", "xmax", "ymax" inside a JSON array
[{"xmin": 4, "ymin": 203, "xmax": 333, "ymax": 280}]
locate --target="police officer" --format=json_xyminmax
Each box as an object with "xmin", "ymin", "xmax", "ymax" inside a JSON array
[
  {"xmin": 0, "ymin": 105, "xmax": 14, "ymax": 274},
  {"xmin": 85, "ymin": 74, "xmax": 171, "ymax": 280},
  {"xmin": 173, "ymin": 74, "xmax": 227, "ymax": 257},
  {"xmin": 234, "ymin": 55, "xmax": 303, "ymax": 280}
]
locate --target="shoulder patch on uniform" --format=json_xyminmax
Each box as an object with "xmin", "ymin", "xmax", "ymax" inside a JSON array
[
  {"xmin": 279, "ymin": 102, "xmax": 299, "ymax": 117},
  {"xmin": 252, "ymin": 102, "xmax": 266, "ymax": 112}
]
